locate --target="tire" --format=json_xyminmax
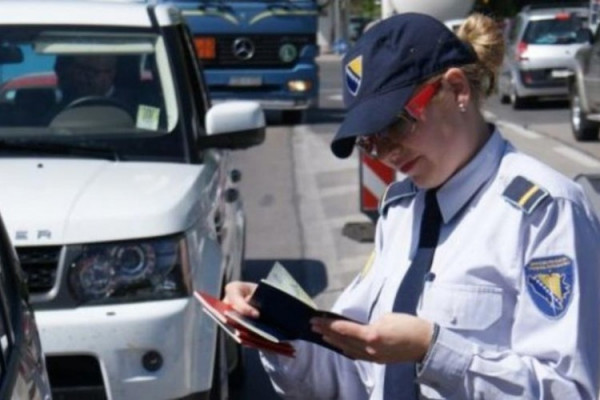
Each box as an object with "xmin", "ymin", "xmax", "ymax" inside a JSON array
[
  {"xmin": 500, "ymin": 93, "xmax": 510, "ymax": 104},
  {"xmin": 570, "ymin": 88, "xmax": 599, "ymax": 141},
  {"xmin": 281, "ymin": 110, "xmax": 304, "ymax": 125},
  {"xmin": 510, "ymin": 88, "xmax": 529, "ymax": 110}
]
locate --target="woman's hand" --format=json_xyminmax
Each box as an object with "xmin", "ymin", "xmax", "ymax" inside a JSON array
[
  {"xmin": 223, "ymin": 281, "xmax": 260, "ymax": 318},
  {"xmin": 311, "ymin": 313, "xmax": 433, "ymax": 363}
]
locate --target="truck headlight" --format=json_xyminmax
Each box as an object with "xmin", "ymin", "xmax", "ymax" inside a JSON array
[
  {"xmin": 288, "ymin": 80, "xmax": 312, "ymax": 92},
  {"xmin": 68, "ymin": 235, "xmax": 189, "ymax": 305}
]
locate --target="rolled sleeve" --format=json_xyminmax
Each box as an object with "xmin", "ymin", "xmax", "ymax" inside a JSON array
[{"xmin": 416, "ymin": 327, "xmax": 476, "ymax": 393}]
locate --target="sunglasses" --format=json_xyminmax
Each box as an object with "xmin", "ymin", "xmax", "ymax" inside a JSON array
[{"xmin": 356, "ymin": 80, "xmax": 442, "ymax": 158}]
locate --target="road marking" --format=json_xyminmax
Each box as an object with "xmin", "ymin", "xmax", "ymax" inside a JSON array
[
  {"xmin": 498, "ymin": 121, "xmax": 542, "ymax": 139},
  {"xmin": 328, "ymin": 94, "xmax": 343, "ymax": 102},
  {"xmin": 553, "ymin": 145, "xmax": 600, "ymax": 168},
  {"xmin": 483, "ymin": 110, "xmax": 497, "ymax": 121},
  {"xmin": 483, "ymin": 109, "xmax": 600, "ymax": 169}
]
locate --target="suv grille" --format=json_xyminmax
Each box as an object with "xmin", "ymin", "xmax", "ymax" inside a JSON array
[
  {"xmin": 16, "ymin": 246, "xmax": 61, "ymax": 294},
  {"xmin": 201, "ymin": 34, "xmax": 315, "ymax": 69}
]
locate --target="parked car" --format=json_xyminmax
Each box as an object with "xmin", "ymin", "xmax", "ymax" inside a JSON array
[
  {"xmin": 498, "ymin": 4, "xmax": 590, "ymax": 109},
  {"xmin": 0, "ymin": 210, "xmax": 52, "ymax": 400},
  {"xmin": 0, "ymin": 0, "xmax": 265, "ymax": 399},
  {"xmin": 568, "ymin": 20, "xmax": 600, "ymax": 141},
  {"xmin": 0, "ymin": 73, "xmax": 57, "ymax": 104}
]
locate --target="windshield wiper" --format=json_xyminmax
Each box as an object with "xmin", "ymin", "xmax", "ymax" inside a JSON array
[{"xmin": 0, "ymin": 139, "xmax": 120, "ymax": 161}]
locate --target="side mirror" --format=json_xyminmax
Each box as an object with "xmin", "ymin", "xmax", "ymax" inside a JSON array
[
  {"xmin": 0, "ymin": 45, "xmax": 23, "ymax": 64},
  {"xmin": 201, "ymin": 101, "xmax": 266, "ymax": 150}
]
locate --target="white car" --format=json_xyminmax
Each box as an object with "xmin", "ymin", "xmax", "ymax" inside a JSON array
[
  {"xmin": 0, "ymin": 1, "xmax": 265, "ymax": 399},
  {"xmin": 498, "ymin": 4, "xmax": 590, "ymax": 108}
]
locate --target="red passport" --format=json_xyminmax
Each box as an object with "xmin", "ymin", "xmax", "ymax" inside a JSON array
[{"xmin": 195, "ymin": 291, "xmax": 295, "ymax": 357}]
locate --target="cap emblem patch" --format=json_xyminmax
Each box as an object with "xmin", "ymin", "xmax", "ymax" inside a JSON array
[
  {"xmin": 345, "ymin": 55, "xmax": 362, "ymax": 96},
  {"xmin": 525, "ymin": 255, "xmax": 573, "ymax": 319}
]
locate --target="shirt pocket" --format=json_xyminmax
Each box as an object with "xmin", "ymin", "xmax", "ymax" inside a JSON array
[{"xmin": 418, "ymin": 282, "xmax": 503, "ymax": 331}]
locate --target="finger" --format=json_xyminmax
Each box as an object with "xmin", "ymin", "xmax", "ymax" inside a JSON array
[
  {"xmin": 233, "ymin": 301, "xmax": 260, "ymax": 318},
  {"xmin": 322, "ymin": 330, "xmax": 373, "ymax": 355},
  {"xmin": 314, "ymin": 319, "xmax": 371, "ymax": 342},
  {"xmin": 224, "ymin": 283, "xmax": 260, "ymax": 317},
  {"xmin": 320, "ymin": 334, "xmax": 377, "ymax": 362},
  {"xmin": 313, "ymin": 319, "xmax": 383, "ymax": 360},
  {"xmin": 313, "ymin": 322, "xmax": 371, "ymax": 352}
]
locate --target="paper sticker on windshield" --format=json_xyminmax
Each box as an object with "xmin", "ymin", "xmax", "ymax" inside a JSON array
[
  {"xmin": 136, "ymin": 105, "xmax": 160, "ymax": 131},
  {"xmin": 525, "ymin": 255, "xmax": 574, "ymax": 319}
]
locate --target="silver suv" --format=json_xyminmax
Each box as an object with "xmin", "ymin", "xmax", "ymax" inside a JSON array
[{"xmin": 498, "ymin": 4, "xmax": 590, "ymax": 109}]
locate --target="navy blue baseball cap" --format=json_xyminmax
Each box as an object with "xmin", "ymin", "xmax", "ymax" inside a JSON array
[{"xmin": 331, "ymin": 13, "xmax": 478, "ymax": 158}]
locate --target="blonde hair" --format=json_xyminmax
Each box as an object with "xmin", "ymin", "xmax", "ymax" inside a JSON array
[{"xmin": 455, "ymin": 13, "xmax": 505, "ymax": 99}]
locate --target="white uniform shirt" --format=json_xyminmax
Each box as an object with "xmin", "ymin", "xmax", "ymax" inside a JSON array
[{"xmin": 260, "ymin": 129, "xmax": 600, "ymax": 400}]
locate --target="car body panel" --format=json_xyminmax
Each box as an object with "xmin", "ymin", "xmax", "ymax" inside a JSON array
[{"xmin": 0, "ymin": 159, "xmax": 214, "ymax": 245}]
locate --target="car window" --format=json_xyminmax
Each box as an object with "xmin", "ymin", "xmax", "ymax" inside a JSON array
[
  {"xmin": 523, "ymin": 17, "xmax": 588, "ymax": 44},
  {"xmin": 0, "ymin": 28, "xmax": 176, "ymax": 133},
  {"xmin": 508, "ymin": 16, "xmax": 523, "ymax": 44},
  {"xmin": 0, "ymin": 27, "xmax": 192, "ymax": 163}
]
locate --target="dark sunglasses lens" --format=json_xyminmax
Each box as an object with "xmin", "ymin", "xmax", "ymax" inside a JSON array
[{"xmin": 356, "ymin": 136, "xmax": 375, "ymax": 155}]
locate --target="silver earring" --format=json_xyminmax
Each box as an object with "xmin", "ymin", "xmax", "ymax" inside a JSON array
[{"xmin": 458, "ymin": 103, "xmax": 467, "ymax": 113}]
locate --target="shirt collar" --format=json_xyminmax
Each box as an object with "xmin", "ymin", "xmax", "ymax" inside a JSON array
[{"xmin": 436, "ymin": 125, "xmax": 506, "ymax": 223}]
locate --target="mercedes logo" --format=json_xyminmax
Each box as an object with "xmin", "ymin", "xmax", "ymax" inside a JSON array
[{"xmin": 232, "ymin": 37, "xmax": 255, "ymax": 61}]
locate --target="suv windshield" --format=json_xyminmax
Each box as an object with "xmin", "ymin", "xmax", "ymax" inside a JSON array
[
  {"xmin": 0, "ymin": 27, "xmax": 185, "ymax": 161},
  {"xmin": 523, "ymin": 16, "xmax": 588, "ymax": 45}
]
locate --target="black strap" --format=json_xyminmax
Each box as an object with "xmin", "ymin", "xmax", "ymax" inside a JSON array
[{"xmin": 383, "ymin": 190, "xmax": 442, "ymax": 399}]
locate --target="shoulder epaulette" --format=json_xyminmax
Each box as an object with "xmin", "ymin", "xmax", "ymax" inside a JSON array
[
  {"xmin": 502, "ymin": 175, "xmax": 550, "ymax": 214},
  {"xmin": 379, "ymin": 178, "xmax": 417, "ymax": 217}
]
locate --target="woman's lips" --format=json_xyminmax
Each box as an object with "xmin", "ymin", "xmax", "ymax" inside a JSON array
[{"xmin": 399, "ymin": 157, "xmax": 419, "ymax": 174}]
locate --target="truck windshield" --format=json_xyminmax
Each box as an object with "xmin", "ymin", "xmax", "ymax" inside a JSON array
[{"xmin": 0, "ymin": 27, "xmax": 183, "ymax": 160}]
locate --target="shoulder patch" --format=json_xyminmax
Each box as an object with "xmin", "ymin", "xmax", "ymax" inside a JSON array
[
  {"xmin": 379, "ymin": 178, "xmax": 417, "ymax": 217},
  {"xmin": 503, "ymin": 175, "xmax": 550, "ymax": 214},
  {"xmin": 525, "ymin": 255, "xmax": 574, "ymax": 319}
]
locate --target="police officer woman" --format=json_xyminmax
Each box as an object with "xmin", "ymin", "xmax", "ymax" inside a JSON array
[{"xmin": 225, "ymin": 12, "xmax": 600, "ymax": 399}]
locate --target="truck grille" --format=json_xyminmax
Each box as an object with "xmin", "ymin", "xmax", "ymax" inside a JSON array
[
  {"xmin": 16, "ymin": 246, "xmax": 61, "ymax": 294},
  {"xmin": 201, "ymin": 34, "xmax": 315, "ymax": 69}
]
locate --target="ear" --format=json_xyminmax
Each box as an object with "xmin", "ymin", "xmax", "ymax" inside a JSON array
[{"xmin": 443, "ymin": 68, "xmax": 471, "ymax": 107}]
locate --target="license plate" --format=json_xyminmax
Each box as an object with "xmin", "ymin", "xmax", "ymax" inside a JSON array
[
  {"xmin": 229, "ymin": 76, "xmax": 262, "ymax": 87},
  {"xmin": 551, "ymin": 69, "xmax": 572, "ymax": 78}
]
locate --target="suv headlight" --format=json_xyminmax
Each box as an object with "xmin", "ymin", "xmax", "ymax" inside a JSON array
[{"xmin": 68, "ymin": 235, "xmax": 189, "ymax": 305}]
